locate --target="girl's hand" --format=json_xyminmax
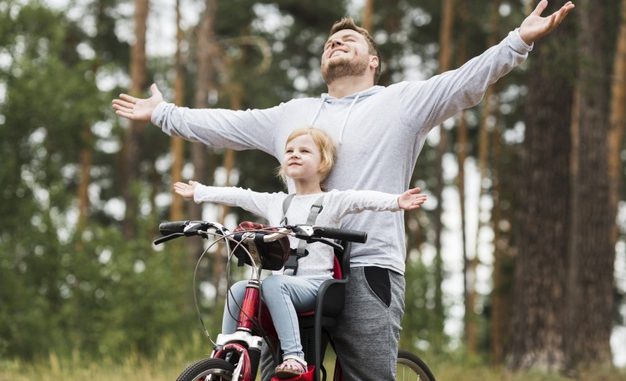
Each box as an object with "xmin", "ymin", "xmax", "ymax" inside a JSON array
[
  {"xmin": 173, "ymin": 180, "xmax": 200, "ymax": 199},
  {"xmin": 397, "ymin": 187, "xmax": 428, "ymax": 211}
]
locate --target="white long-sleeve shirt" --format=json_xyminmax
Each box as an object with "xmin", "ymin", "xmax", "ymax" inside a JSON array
[
  {"xmin": 155, "ymin": 30, "xmax": 532, "ymax": 274},
  {"xmin": 194, "ymin": 186, "xmax": 401, "ymax": 278}
]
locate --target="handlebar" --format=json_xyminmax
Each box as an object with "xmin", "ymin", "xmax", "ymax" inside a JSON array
[
  {"xmin": 153, "ymin": 220, "xmax": 227, "ymax": 245},
  {"xmin": 153, "ymin": 220, "xmax": 368, "ymax": 245},
  {"xmin": 289, "ymin": 225, "xmax": 367, "ymax": 244}
]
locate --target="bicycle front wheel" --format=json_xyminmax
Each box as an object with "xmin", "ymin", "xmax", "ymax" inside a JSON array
[
  {"xmin": 176, "ymin": 358, "xmax": 235, "ymax": 381},
  {"xmin": 395, "ymin": 350, "xmax": 436, "ymax": 381}
]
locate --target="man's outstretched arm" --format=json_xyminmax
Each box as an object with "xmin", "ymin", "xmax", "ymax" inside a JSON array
[
  {"xmin": 519, "ymin": 0, "xmax": 575, "ymax": 44},
  {"xmin": 112, "ymin": 83, "xmax": 164, "ymax": 122}
]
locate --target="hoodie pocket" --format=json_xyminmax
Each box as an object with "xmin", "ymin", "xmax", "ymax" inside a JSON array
[{"xmin": 364, "ymin": 266, "xmax": 391, "ymax": 308}]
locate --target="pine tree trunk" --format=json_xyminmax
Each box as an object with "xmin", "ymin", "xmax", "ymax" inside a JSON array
[
  {"xmin": 188, "ymin": 0, "xmax": 217, "ymax": 259},
  {"xmin": 454, "ymin": 0, "xmax": 473, "ymax": 354},
  {"xmin": 170, "ymin": 0, "xmax": 185, "ymax": 222},
  {"xmin": 507, "ymin": 1, "xmax": 575, "ymax": 370},
  {"xmin": 210, "ymin": 83, "xmax": 240, "ymax": 309},
  {"xmin": 77, "ymin": 126, "xmax": 92, "ymax": 230},
  {"xmin": 122, "ymin": 0, "xmax": 149, "ymax": 239},
  {"xmin": 490, "ymin": 110, "xmax": 511, "ymax": 365},
  {"xmin": 433, "ymin": 0, "xmax": 454, "ymax": 352},
  {"xmin": 483, "ymin": 0, "xmax": 510, "ymax": 364},
  {"xmin": 362, "ymin": 0, "xmax": 374, "ymax": 31},
  {"xmin": 565, "ymin": 0, "xmax": 614, "ymax": 369},
  {"xmin": 609, "ymin": 0, "xmax": 626, "ymax": 248}
]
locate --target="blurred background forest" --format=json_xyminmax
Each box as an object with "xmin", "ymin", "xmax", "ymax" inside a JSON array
[{"xmin": 1, "ymin": 0, "xmax": 625, "ymax": 379}]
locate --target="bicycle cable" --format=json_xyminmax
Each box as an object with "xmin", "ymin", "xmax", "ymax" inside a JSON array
[{"xmin": 192, "ymin": 229, "xmax": 230, "ymax": 346}]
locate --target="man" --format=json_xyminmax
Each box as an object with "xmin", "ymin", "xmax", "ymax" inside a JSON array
[{"xmin": 113, "ymin": 1, "xmax": 574, "ymax": 379}]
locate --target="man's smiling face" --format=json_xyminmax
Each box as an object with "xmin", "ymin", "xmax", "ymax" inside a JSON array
[{"xmin": 321, "ymin": 29, "xmax": 376, "ymax": 84}]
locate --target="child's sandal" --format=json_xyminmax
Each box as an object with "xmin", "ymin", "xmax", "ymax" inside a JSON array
[{"xmin": 275, "ymin": 357, "xmax": 307, "ymax": 379}]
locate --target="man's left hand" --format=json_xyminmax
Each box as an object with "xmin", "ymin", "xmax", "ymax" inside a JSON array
[{"xmin": 519, "ymin": 0, "xmax": 575, "ymax": 45}]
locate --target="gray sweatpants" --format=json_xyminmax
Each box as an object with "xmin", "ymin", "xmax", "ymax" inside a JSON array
[{"xmin": 260, "ymin": 266, "xmax": 405, "ymax": 381}]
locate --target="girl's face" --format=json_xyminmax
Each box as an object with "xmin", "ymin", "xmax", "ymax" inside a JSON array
[{"xmin": 283, "ymin": 134, "xmax": 323, "ymax": 183}]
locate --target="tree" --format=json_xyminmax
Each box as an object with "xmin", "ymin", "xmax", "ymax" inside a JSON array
[
  {"xmin": 170, "ymin": 0, "xmax": 186, "ymax": 221},
  {"xmin": 565, "ymin": 0, "xmax": 615, "ymax": 368},
  {"xmin": 188, "ymin": 0, "xmax": 218, "ymax": 260},
  {"xmin": 610, "ymin": 0, "xmax": 626, "ymax": 255},
  {"xmin": 432, "ymin": 0, "xmax": 455, "ymax": 353},
  {"xmin": 507, "ymin": 0, "xmax": 576, "ymax": 371},
  {"xmin": 122, "ymin": 0, "xmax": 149, "ymax": 239}
]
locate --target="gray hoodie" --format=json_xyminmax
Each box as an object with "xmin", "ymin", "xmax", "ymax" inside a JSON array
[{"xmin": 152, "ymin": 30, "xmax": 533, "ymax": 275}]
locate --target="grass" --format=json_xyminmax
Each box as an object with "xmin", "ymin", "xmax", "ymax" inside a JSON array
[
  {"xmin": 0, "ymin": 352, "xmax": 185, "ymax": 381},
  {"xmin": 1, "ymin": 350, "xmax": 624, "ymax": 381}
]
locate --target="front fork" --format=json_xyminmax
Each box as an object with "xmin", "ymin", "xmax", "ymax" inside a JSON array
[
  {"xmin": 212, "ymin": 332, "xmax": 264, "ymax": 381},
  {"xmin": 211, "ymin": 277, "xmax": 266, "ymax": 380}
]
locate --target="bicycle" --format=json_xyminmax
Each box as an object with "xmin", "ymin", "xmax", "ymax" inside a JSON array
[{"xmin": 154, "ymin": 220, "xmax": 436, "ymax": 381}]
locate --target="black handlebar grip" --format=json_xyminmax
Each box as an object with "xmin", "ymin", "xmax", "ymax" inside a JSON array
[
  {"xmin": 159, "ymin": 221, "xmax": 189, "ymax": 235},
  {"xmin": 313, "ymin": 227, "xmax": 368, "ymax": 243}
]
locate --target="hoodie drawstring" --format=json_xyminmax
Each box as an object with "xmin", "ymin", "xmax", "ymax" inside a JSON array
[
  {"xmin": 338, "ymin": 94, "xmax": 360, "ymax": 144},
  {"xmin": 309, "ymin": 92, "xmax": 362, "ymax": 144},
  {"xmin": 309, "ymin": 97, "xmax": 326, "ymax": 127}
]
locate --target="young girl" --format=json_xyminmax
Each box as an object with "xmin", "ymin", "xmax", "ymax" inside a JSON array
[{"xmin": 173, "ymin": 127, "xmax": 427, "ymax": 378}]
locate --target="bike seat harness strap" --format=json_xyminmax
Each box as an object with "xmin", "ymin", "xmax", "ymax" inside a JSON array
[{"xmin": 281, "ymin": 194, "xmax": 324, "ymax": 276}]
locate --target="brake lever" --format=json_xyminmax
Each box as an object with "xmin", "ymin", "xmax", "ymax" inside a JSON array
[
  {"xmin": 288, "ymin": 225, "xmax": 314, "ymax": 241},
  {"xmin": 153, "ymin": 232, "xmax": 185, "ymax": 245}
]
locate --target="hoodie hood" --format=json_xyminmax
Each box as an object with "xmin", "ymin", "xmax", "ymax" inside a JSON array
[{"xmin": 310, "ymin": 86, "xmax": 384, "ymax": 143}]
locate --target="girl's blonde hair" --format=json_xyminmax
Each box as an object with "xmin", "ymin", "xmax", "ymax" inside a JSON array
[{"xmin": 278, "ymin": 127, "xmax": 337, "ymax": 189}]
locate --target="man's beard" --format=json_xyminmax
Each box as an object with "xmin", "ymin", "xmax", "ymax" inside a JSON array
[{"xmin": 321, "ymin": 56, "xmax": 369, "ymax": 84}]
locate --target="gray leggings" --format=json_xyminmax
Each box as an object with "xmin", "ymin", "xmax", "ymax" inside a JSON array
[{"xmin": 260, "ymin": 266, "xmax": 405, "ymax": 380}]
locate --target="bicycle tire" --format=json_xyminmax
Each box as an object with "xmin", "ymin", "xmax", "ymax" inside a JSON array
[
  {"xmin": 176, "ymin": 358, "xmax": 236, "ymax": 381},
  {"xmin": 395, "ymin": 349, "xmax": 436, "ymax": 381}
]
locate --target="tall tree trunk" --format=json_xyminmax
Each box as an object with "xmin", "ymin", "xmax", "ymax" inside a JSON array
[
  {"xmin": 470, "ymin": 0, "xmax": 501, "ymax": 360},
  {"xmin": 490, "ymin": 110, "xmax": 510, "ymax": 365},
  {"xmin": 362, "ymin": 0, "xmax": 374, "ymax": 31},
  {"xmin": 188, "ymin": 0, "xmax": 218, "ymax": 259},
  {"xmin": 454, "ymin": 0, "xmax": 474, "ymax": 354},
  {"xmin": 609, "ymin": 0, "xmax": 626, "ymax": 248},
  {"xmin": 77, "ymin": 126, "xmax": 92, "ymax": 230},
  {"xmin": 210, "ymin": 77, "xmax": 241, "ymax": 315},
  {"xmin": 565, "ymin": 0, "xmax": 614, "ymax": 369},
  {"xmin": 122, "ymin": 0, "xmax": 149, "ymax": 239},
  {"xmin": 170, "ymin": 0, "xmax": 186, "ymax": 221},
  {"xmin": 433, "ymin": 0, "xmax": 454, "ymax": 352},
  {"xmin": 469, "ymin": 77, "xmax": 494, "ymax": 353},
  {"xmin": 507, "ymin": 1, "xmax": 575, "ymax": 371}
]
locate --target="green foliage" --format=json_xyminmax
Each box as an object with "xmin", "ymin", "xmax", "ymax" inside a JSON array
[{"xmin": 401, "ymin": 251, "xmax": 447, "ymax": 353}]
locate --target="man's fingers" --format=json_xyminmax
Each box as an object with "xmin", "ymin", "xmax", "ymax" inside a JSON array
[
  {"xmin": 532, "ymin": 0, "xmax": 548, "ymax": 16},
  {"xmin": 115, "ymin": 110, "xmax": 134, "ymax": 119},
  {"xmin": 150, "ymin": 83, "xmax": 160, "ymax": 95},
  {"xmin": 549, "ymin": 6, "xmax": 570, "ymax": 30},
  {"xmin": 550, "ymin": 2, "xmax": 574, "ymax": 23},
  {"xmin": 119, "ymin": 93, "xmax": 139, "ymax": 103},
  {"xmin": 112, "ymin": 99, "xmax": 135, "ymax": 109},
  {"xmin": 556, "ymin": 3, "xmax": 574, "ymax": 24}
]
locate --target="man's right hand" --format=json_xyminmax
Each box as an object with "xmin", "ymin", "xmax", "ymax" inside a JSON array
[
  {"xmin": 173, "ymin": 180, "xmax": 199, "ymax": 199},
  {"xmin": 112, "ymin": 83, "xmax": 164, "ymax": 122}
]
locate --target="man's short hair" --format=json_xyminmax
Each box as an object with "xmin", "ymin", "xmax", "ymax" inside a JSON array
[{"xmin": 329, "ymin": 17, "xmax": 381, "ymax": 82}]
